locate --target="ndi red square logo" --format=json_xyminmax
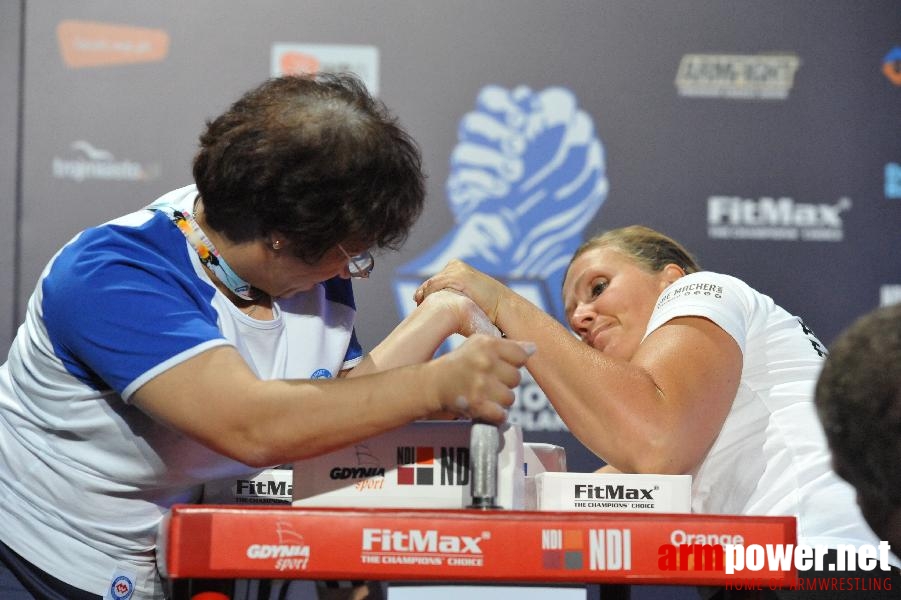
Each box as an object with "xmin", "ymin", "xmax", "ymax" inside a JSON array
[
  {"xmin": 542, "ymin": 529, "xmax": 584, "ymax": 570},
  {"xmin": 542, "ymin": 528, "xmax": 633, "ymax": 572},
  {"xmin": 395, "ymin": 445, "xmax": 470, "ymax": 486},
  {"xmin": 396, "ymin": 446, "xmax": 435, "ymax": 485}
]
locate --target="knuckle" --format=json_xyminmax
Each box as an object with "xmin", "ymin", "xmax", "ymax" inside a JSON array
[{"xmin": 473, "ymin": 354, "xmax": 493, "ymax": 372}]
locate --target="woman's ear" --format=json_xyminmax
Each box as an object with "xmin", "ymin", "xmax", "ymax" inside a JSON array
[{"xmin": 661, "ymin": 263, "xmax": 686, "ymax": 286}]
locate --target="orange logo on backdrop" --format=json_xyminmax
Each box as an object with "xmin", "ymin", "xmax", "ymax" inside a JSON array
[
  {"xmin": 883, "ymin": 61, "xmax": 901, "ymax": 86},
  {"xmin": 57, "ymin": 20, "xmax": 169, "ymax": 68},
  {"xmin": 279, "ymin": 52, "xmax": 321, "ymax": 75}
]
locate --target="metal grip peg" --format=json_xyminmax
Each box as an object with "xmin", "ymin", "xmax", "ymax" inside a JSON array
[{"xmin": 468, "ymin": 422, "xmax": 501, "ymax": 509}]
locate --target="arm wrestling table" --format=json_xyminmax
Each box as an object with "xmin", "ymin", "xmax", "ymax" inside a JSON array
[{"xmin": 158, "ymin": 504, "xmax": 797, "ymax": 599}]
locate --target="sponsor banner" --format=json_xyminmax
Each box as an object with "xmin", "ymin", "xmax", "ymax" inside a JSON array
[
  {"xmin": 56, "ymin": 20, "xmax": 169, "ymax": 68},
  {"xmin": 882, "ymin": 47, "xmax": 901, "ymax": 86},
  {"xmin": 533, "ymin": 472, "xmax": 691, "ymax": 513},
  {"xmin": 881, "ymin": 284, "xmax": 901, "ymax": 307},
  {"xmin": 675, "ymin": 53, "xmax": 801, "ymax": 100},
  {"xmin": 721, "ymin": 542, "xmax": 895, "ymax": 576},
  {"xmin": 723, "ymin": 576, "xmax": 895, "ymax": 594},
  {"xmin": 160, "ymin": 505, "xmax": 796, "ymax": 586},
  {"xmin": 292, "ymin": 421, "xmax": 524, "ymax": 509},
  {"xmin": 270, "ymin": 43, "xmax": 380, "ymax": 95},
  {"xmin": 707, "ymin": 196, "xmax": 851, "ymax": 242},
  {"xmin": 886, "ymin": 163, "xmax": 901, "ymax": 199},
  {"xmin": 202, "ymin": 468, "xmax": 293, "ymax": 506},
  {"xmin": 52, "ymin": 140, "xmax": 160, "ymax": 183}
]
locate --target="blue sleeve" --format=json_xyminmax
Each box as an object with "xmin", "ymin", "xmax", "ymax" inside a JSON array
[
  {"xmin": 41, "ymin": 218, "xmax": 225, "ymax": 397},
  {"xmin": 322, "ymin": 277, "xmax": 363, "ymax": 363}
]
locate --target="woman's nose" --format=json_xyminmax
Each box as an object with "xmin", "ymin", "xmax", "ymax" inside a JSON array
[{"xmin": 570, "ymin": 302, "xmax": 594, "ymax": 331}]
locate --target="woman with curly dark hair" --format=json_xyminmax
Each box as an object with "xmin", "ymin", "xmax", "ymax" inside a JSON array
[{"xmin": 0, "ymin": 74, "xmax": 530, "ymax": 599}]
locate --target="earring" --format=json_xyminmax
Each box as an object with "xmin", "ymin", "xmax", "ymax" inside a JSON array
[{"xmin": 271, "ymin": 240, "xmax": 282, "ymax": 250}]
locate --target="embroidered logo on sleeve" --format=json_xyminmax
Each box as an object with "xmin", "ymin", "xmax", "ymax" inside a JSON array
[{"xmin": 657, "ymin": 281, "xmax": 724, "ymax": 310}]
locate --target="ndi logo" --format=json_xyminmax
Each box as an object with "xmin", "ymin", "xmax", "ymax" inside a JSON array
[
  {"xmin": 396, "ymin": 446, "xmax": 470, "ymax": 486},
  {"xmin": 541, "ymin": 528, "xmax": 632, "ymax": 571}
]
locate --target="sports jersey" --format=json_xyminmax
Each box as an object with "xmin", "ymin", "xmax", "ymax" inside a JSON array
[
  {"xmin": 645, "ymin": 271, "xmax": 884, "ymax": 550},
  {"xmin": 0, "ymin": 184, "xmax": 362, "ymax": 598}
]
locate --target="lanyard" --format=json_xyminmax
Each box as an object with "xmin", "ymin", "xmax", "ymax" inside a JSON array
[{"xmin": 150, "ymin": 201, "xmax": 261, "ymax": 301}]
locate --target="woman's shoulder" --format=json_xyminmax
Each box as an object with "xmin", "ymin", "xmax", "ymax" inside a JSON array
[
  {"xmin": 678, "ymin": 270, "xmax": 748, "ymax": 286},
  {"xmin": 656, "ymin": 271, "xmax": 758, "ymax": 306}
]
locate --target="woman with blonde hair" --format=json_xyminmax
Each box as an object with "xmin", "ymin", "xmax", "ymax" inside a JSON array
[{"xmin": 417, "ymin": 225, "xmax": 893, "ymax": 582}]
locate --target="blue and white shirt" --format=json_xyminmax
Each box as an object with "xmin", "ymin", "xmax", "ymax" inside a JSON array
[{"xmin": 0, "ymin": 184, "xmax": 362, "ymax": 598}]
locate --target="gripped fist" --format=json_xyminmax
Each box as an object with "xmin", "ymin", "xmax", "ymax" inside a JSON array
[
  {"xmin": 415, "ymin": 260, "xmax": 503, "ymax": 325},
  {"xmin": 433, "ymin": 334, "xmax": 535, "ymax": 425},
  {"xmin": 419, "ymin": 288, "xmax": 501, "ymax": 338}
]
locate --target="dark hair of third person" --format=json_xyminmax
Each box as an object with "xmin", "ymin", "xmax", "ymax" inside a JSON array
[
  {"xmin": 192, "ymin": 73, "xmax": 425, "ymax": 263},
  {"xmin": 815, "ymin": 304, "xmax": 901, "ymax": 530}
]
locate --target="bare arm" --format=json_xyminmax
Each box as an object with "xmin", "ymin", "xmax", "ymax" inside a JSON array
[
  {"xmin": 519, "ymin": 309, "xmax": 740, "ymax": 474},
  {"xmin": 596, "ymin": 464, "xmax": 622, "ymax": 474},
  {"xmin": 348, "ymin": 289, "xmax": 499, "ymax": 377},
  {"xmin": 416, "ymin": 260, "xmax": 740, "ymax": 474},
  {"xmin": 131, "ymin": 333, "xmax": 530, "ymax": 468}
]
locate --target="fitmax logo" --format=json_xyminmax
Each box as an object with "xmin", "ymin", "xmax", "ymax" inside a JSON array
[
  {"xmin": 362, "ymin": 529, "xmax": 484, "ymax": 554},
  {"xmin": 708, "ymin": 196, "xmax": 851, "ymax": 242},
  {"xmin": 574, "ymin": 484, "xmax": 655, "ymax": 500},
  {"xmin": 708, "ymin": 196, "xmax": 849, "ymax": 228},
  {"xmin": 237, "ymin": 479, "xmax": 292, "ymax": 496}
]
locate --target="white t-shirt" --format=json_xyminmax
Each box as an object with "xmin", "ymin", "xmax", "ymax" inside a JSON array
[
  {"xmin": 0, "ymin": 185, "xmax": 362, "ymax": 598},
  {"xmin": 645, "ymin": 271, "xmax": 883, "ymax": 550}
]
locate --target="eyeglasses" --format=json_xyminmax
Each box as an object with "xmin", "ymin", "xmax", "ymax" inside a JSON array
[{"xmin": 338, "ymin": 244, "xmax": 375, "ymax": 279}]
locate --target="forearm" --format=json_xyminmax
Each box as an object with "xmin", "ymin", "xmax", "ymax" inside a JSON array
[
  {"xmin": 134, "ymin": 335, "xmax": 528, "ymax": 468},
  {"xmin": 240, "ymin": 366, "xmax": 441, "ymax": 465},
  {"xmin": 351, "ymin": 290, "xmax": 499, "ymax": 377},
  {"xmin": 493, "ymin": 291, "xmax": 690, "ymax": 473},
  {"xmin": 415, "ymin": 262, "xmax": 735, "ymax": 475},
  {"xmin": 350, "ymin": 297, "xmax": 458, "ymax": 377},
  {"xmin": 596, "ymin": 464, "xmax": 622, "ymax": 474},
  {"xmin": 134, "ymin": 346, "xmax": 443, "ymax": 467}
]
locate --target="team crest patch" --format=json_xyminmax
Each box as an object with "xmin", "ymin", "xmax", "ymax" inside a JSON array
[
  {"xmin": 107, "ymin": 573, "xmax": 135, "ymax": 600},
  {"xmin": 310, "ymin": 368, "xmax": 333, "ymax": 379}
]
